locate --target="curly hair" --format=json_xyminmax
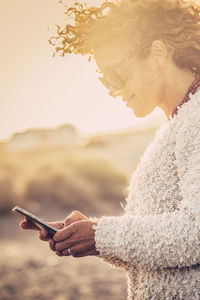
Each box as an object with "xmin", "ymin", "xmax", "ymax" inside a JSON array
[{"xmin": 49, "ymin": 0, "xmax": 200, "ymax": 75}]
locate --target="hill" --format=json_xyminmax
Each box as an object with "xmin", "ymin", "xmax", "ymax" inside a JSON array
[{"xmin": 0, "ymin": 120, "xmax": 162, "ymax": 216}]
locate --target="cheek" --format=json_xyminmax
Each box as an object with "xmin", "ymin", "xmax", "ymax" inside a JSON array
[
  {"xmin": 126, "ymin": 74, "xmax": 144, "ymax": 92},
  {"xmin": 124, "ymin": 61, "xmax": 156, "ymax": 94},
  {"xmin": 128, "ymin": 67, "xmax": 149, "ymax": 91}
]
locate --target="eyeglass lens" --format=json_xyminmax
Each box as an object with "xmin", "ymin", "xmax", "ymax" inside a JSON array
[
  {"xmin": 99, "ymin": 69, "xmax": 125, "ymax": 90},
  {"xmin": 98, "ymin": 41, "xmax": 152, "ymax": 92}
]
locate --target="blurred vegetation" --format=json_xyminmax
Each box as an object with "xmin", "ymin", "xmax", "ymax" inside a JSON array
[
  {"xmin": 0, "ymin": 146, "xmax": 128, "ymax": 216},
  {"xmin": 0, "ymin": 127, "xmax": 156, "ymax": 300},
  {"xmin": 0, "ymin": 144, "xmax": 129, "ymax": 300}
]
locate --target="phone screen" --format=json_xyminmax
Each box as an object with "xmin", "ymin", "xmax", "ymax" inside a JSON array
[{"xmin": 12, "ymin": 206, "xmax": 58, "ymax": 238}]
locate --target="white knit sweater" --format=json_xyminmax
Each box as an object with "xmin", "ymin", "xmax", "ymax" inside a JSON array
[{"xmin": 93, "ymin": 89, "xmax": 200, "ymax": 299}]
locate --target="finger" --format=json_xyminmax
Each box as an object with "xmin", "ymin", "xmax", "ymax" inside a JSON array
[
  {"xmin": 64, "ymin": 211, "xmax": 87, "ymax": 227},
  {"xmin": 55, "ymin": 237, "xmax": 75, "ymax": 251},
  {"xmin": 55, "ymin": 250, "xmax": 63, "ymax": 257},
  {"xmin": 61, "ymin": 241, "xmax": 92, "ymax": 256},
  {"xmin": 39, "ymin": 228, "xmax": 50, "ymax": 241},
  {"xmin": 39, "ymin": 222, "xmax": 64, "ymax": 241},
  {"xmin": 60, "ymin": 248, "xmax": 71, "ymax": 256},
  {"xmin": 48, "ymin": 221, "xmax": 65, "ymax": 230},
  {"xmin": 49, "ymin": 239, "xmax": 56, "ymax": 251},
  {"xmin": 61, "ymin": 247, "xmax": 74, "ymax": 256},
  {"xmin": 53, "ymin": 224, "xmax": 73, "ymax": 242},
  {"xmin": 20, "ymin": 219, "xmax": 40, "ymax": 231}
]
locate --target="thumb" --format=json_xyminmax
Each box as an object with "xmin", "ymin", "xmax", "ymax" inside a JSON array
[
  {"xmin": 64, "ymin": 211, "xmax": 87, "ymax": 226},
  {"xmin": 48, "ymin": 221, "xmax": 65, "ymax": 230}
]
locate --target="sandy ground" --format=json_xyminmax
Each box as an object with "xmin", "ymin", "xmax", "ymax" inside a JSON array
[{"xmin": 0, "ymin": 214, "xmax": 127, "ymax": 300}]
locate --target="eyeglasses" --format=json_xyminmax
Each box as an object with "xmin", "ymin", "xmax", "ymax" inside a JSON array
[
  {"xmin": 98, "ymin": 59, "xmax": 126, "ymax": 91},
  {"xmin": 98, "ymin": 41, "xmax": 152, "ymax": 93}
]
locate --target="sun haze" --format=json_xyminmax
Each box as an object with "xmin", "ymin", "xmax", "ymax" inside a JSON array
[{"xmin": 0, "ymin": 0, "xmax": 165, "ymax": 141}]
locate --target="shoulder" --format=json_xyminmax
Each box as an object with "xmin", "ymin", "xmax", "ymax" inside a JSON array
[
  {"xmin": 172, "ymin": 89, "xmax": 200, "ymax": 138},
  {"xmin": 171, "ymin": 89, "xmax": 200, "ymax": 158}
]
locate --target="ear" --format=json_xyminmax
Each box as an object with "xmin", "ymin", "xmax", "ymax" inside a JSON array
[{"xmin": 150, "ymin": 40, "xmax": 168, "ymax": 67}]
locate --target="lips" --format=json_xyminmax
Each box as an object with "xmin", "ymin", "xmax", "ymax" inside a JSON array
[{"xmin": 126, "ymin": 95, "xmax": 135, "ymax": 107}]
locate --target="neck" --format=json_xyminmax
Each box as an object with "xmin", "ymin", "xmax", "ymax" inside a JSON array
[{"xmin": 158, "ymin": 66, "xmax": 195, "ymax": 120}]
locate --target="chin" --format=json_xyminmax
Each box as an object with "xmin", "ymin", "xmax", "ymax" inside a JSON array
[{"xmin": 132, "ymin": 109, "xmax": 150, "ymax": 118}]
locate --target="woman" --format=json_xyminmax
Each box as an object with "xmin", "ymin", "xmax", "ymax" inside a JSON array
[{"xmin": 21, "ymin": 0, "xmax": 200, "ymax": 298}]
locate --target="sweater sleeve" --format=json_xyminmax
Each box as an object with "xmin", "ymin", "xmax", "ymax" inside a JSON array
[{"xmin": 93, "ymin": 107, "xmax": 200, "ymax": 270}]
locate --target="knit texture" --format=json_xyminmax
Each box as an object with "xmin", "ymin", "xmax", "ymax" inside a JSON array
[
  {"xmin": 92, "ymin": 89, "xmax": 200, "ymax": 299},
  {"xmin": 172, "ymin": 77, "xmax": 200, "ymax": 117}
]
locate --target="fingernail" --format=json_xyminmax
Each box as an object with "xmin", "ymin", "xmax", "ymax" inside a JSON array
[{"xmin": 56, "ymin": 251, "xmax": 62, "ymax": 257}]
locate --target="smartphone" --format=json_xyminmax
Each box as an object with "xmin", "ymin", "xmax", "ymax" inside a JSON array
[{"xmin": 12, "ymin": 206, "xmax": 58, "ymax": 238}]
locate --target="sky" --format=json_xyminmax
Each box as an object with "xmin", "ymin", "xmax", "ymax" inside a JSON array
[{"xmin": 0, "ymin": 0, "xmax": 166, "ymax": 141}]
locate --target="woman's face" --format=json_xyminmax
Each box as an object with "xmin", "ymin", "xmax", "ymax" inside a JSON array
[{"xmin": 94, "ymin": 41, "xmax": 164, "ymax": 118}]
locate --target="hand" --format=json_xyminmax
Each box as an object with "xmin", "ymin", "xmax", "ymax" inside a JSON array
[
  {"xmin": 20, "ymin": 210, "xmax": 90, "ymax": 256},
  {"xmin": 50, "ymin": 210, "xmax": 88, "ymax": 255},
  {"xmin": 20, "ymin": 218, "xmax": 65, "ymax": 241},
  {"xmin": 53, "ymin": 218, "xmax": 99, "ymax": 258}
]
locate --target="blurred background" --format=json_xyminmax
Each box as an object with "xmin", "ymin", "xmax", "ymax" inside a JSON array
[{"xmin": 0, "ymin": 0, "xmax": 166, "ymax": 299}]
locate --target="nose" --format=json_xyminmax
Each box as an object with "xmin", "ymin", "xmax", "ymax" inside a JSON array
[
  {"xmin": 109, "ymin": 87, "xmax": 132, "ymax": 104},
  {"xmin": 108, "ymin": 86, "xmax": 122, "ymax": 98},
  {"xmin": 120, "ymin": 89, "xmax": 134, "ymax": 104}
]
